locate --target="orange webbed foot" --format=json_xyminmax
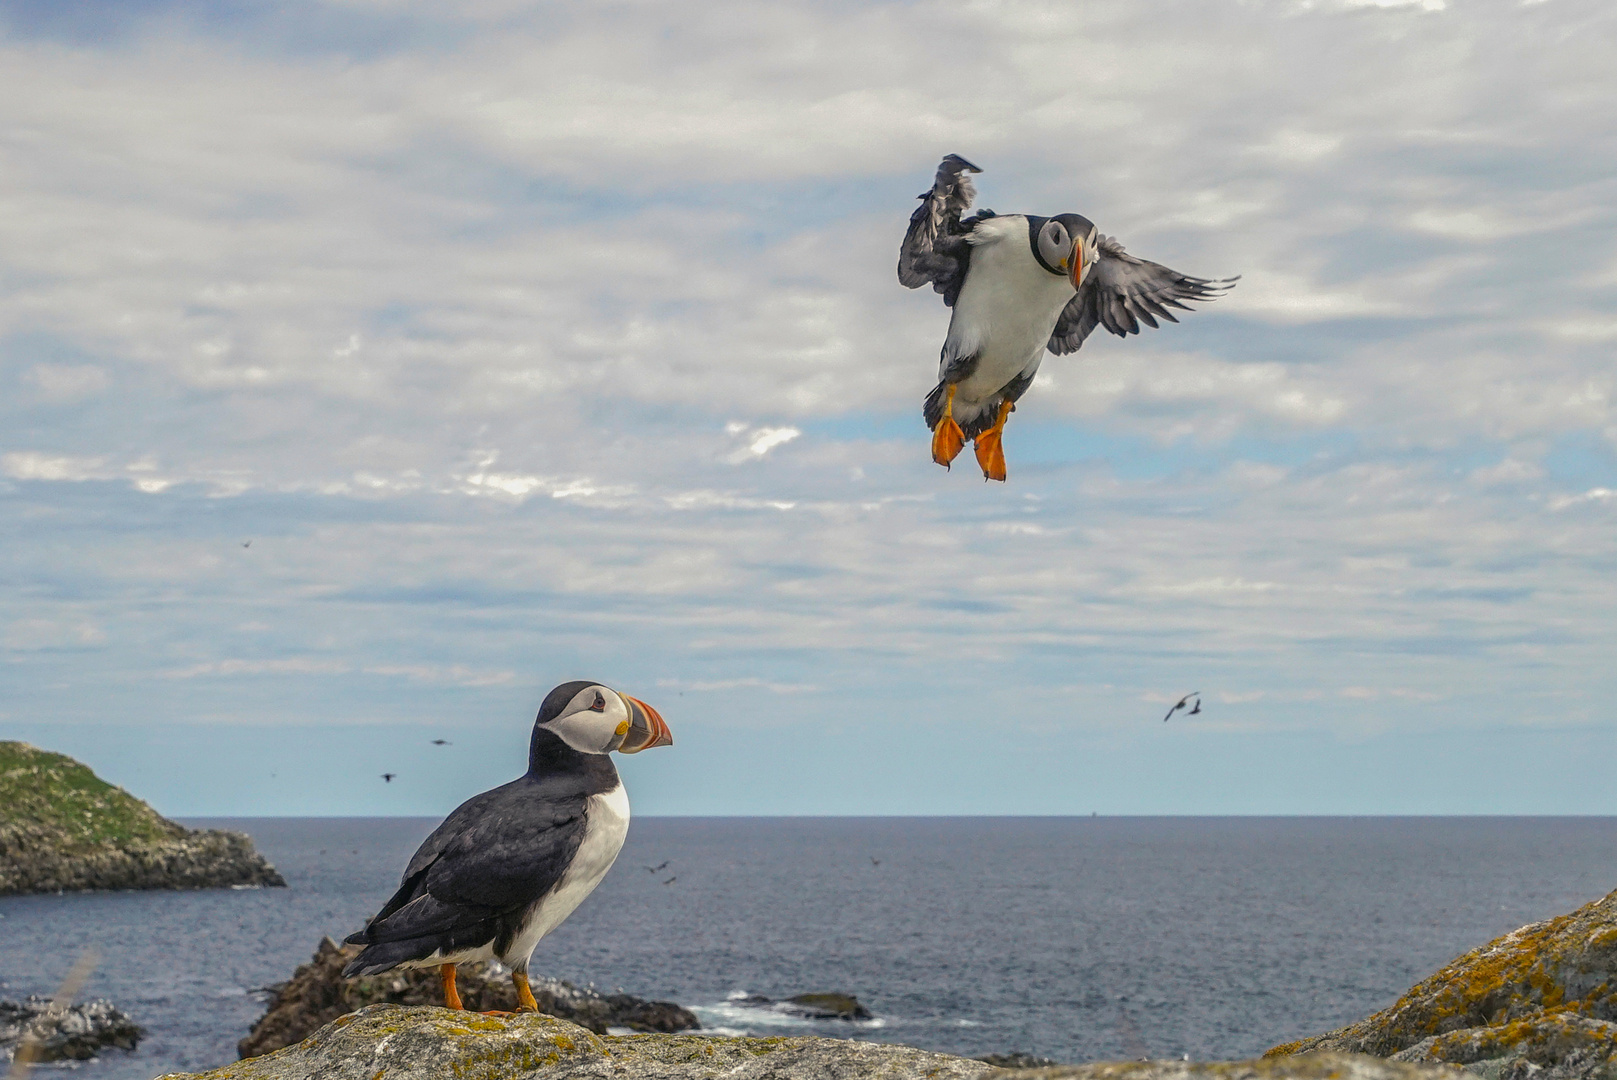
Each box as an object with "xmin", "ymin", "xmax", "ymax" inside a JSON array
[
  {"xmin": 931, "ymin": 383, "xmax": 966, "ymax": 468},
  {"xmin": 972, "ymin": 400, "xmax": 1013, "ymax": 482},
  {"xmin": 513, "ymin": 971, "xmax": 540, "ymax": 1013},
  {"xmin": 932, "ymin": 418, "xmax": 966, "ymax": 467},
  {"xmin": 440, "ymin": 963, "xmax": 464, "ymax": 1011}
]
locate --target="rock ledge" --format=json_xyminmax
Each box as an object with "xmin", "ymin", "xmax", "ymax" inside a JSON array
[
  {"xmin": 1267, "ymin": 885, "xmax": 1617, "ymax": 1080},
  {"xmin": 168, "ymin": 1005, "xmax": 1466, "ymax": 1080}
]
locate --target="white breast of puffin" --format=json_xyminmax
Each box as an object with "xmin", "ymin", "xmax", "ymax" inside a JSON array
[
  {"xmin": 945, "ymin": 216, "xmax": 1075, "ymax": 405},
  {"xmin": 502, "ymin": 782, "xmax": 631, "ymax": 969}
]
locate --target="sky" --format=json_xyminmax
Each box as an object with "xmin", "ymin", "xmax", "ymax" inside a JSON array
[{"xmin": 2, "ymin": 0, "xmax": 1615, "ymax": 817}]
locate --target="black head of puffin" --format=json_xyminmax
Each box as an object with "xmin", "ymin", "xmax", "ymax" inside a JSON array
[
  {"xmin": 534, "ymin": 680, "xmax": 673, "ymax": 756},
  {"xmin": 1028, "ymin": 213, "xmax": 1098, "ymax": 288}
]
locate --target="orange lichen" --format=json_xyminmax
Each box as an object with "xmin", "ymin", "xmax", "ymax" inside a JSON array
[{"xmin": 1267, "ymin": 886, "xmax": 1617, "ymax": 1065}]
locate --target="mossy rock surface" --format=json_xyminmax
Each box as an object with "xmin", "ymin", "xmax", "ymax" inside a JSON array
[
  {"xmin": 238, "ymin": 937, "xmax": 699, "ymax": 1059},
  {"xmin": 1267, "ymin": 885, "xmax": 1617, "ymax": 1080},
  {"xmin": 0, "ymin": 741, "xmax": 285, "ymax": 895},
  {"xmin": 0, "ymin": 741, "xmax": 180, "ymax": 847},
  {"xmin": 166, "ymin": 1003, "xmax": 1001, "ymax": 1079},
  {"xmin": 165, "ymin": 1006, "xmax": 1466, "ymax": 1080}
]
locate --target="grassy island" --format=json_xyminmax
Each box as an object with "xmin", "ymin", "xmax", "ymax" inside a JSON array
[{"xmin": 0, "ymin": 740, "xmax": 285, "ymax": 895}]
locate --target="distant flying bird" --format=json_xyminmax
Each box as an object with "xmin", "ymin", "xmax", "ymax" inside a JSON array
[
  {"xmin": 430, "ymin": 739, "xmax": 451, "ymax": 746},
  {"xmin": 661, "ymin": 876, "xmax": 677, "ymax": 886},
  {"xmin": 870, "ymin": 857, "xmax": 882, "ymax": 866},
  {"xmin": 381, "ymin": 773, "xmax": 396, "ymax": 783},
  {"xmin": 241, "ymin": 541, "xmax": 251, "ymax": 548},
  {"xmin": 899, "ymin": 155, "xmax": 1236, "ymax": 481},
  {"xmin": 1162, "ymin": 693, "xmax": 1200, "ymax": 722},
  {"xmin": 1188, "ymin": 699, "xmax": 1203, "ymax": 716},
  {"xmin": 343, "ymin": 681, "xmax": 673, "ymax": 1013},
  {"xmin": 645, "ymin": 860, "xmax": 670, "ymax": 873}
]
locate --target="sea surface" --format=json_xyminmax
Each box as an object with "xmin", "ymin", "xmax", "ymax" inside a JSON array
[{"xmin": 3, "ymin": 817, "xmax": 1616, "ymax": 1078}]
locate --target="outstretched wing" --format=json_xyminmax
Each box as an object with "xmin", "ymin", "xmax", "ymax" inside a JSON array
[
  {"xmin": 898, "ymin": 154, "xmax": 991, "ymax": 308},
  {"xmin": 1049, "ymin": 235, "xmax": 1237, "ymax": 356}
]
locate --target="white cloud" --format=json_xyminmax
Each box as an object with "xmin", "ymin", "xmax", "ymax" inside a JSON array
[
  {"xmin": 3, "ymin": 619, "xmax": 107, "ymax": 651},
  {"xmin": 2, "ymin": 0, "xmax": 1616, "ymax": 812},
  {"xmin": 726, "ymin": 424, "xmax": 801, "ymax": 463},
  {"xmin": 26, "ymin": 364, "xmax": 109, "ymax": 402}
]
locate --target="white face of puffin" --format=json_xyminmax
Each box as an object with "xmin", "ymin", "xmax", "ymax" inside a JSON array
[
  {"xmin": 1036, "ymin": 219, "xmax": 1099, "ymax": 290},
  {"xmin": 541, "ymin": 684, "xmax": 674, "ymax": 756}
]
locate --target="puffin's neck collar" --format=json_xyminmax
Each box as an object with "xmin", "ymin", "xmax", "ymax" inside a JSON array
[
  {"xmin": 1024, "ymin": 215, "xmax": 1064, "ymax": 277},
  {"xmin": 527, "ymin": 725, "xmax": 589, "ymax": 775}
]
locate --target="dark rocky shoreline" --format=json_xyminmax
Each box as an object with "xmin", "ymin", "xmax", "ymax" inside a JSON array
[
  {"xmin": 238, "ymin": 937, "xmax": 700, "ymax": 1059},
  {"xmin": 0, "ymin": 819, "xmax": 287, "ymax": 894},
  {"xmin": 0, "ymin": 996, "xmax": 143, "ymax": 1065}
]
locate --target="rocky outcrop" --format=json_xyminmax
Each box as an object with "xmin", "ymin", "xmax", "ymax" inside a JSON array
[
  {"xmin": 1266, "ymin": 886, "xmax": 1617, "ymax": 1080},
  {"xmin": 0, "ymin": 996, "xmax": 143, "ymax": 1064},
  {"xmin": 169, "ymin": 1007, "xmax": 1465, "ymax": 1080},
  {"xmin": 980, "ymin": 1052, "xmax": 1060, "ymax": 1068},
  {"xmin": 238, "ymin": 938, "xmax": 698, "ymax": 1058},
  {"xmin": 729, "ymin": 991, "xmax": 874, "ymax": 1021},
  {"xmin": 1024, "ymin": 1059, "xmax": 1467, "ymax": 1080},
  {"xmin": 0, "ymin": 741, "xmax": 285, "ymax": 895}
]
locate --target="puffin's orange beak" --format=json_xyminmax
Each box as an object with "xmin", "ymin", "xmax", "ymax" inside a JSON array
[
  {"xmin": 618, "ymin": 694, "xmax": 672, "ymax": 753},
  {"xmin": 1069, "ymin": 243, "xmax": 1085, "ymax": 289}
]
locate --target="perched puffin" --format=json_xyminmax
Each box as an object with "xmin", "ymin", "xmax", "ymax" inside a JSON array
[
  {"xmin": 342, "ymin": 681, "xmax": 673, "ymax": 1012},
  {"xmin": 898, "ymin": 155, "xmax": 1237, "ymax": 481}
]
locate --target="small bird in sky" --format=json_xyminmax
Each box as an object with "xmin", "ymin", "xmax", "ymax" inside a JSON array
[
  {"xmin": 645, "ymin": 860, "xmax": 670, "ymax": 873},
  {"xmin": 381, "ymin": 772, "xmax": 397, "ymax": 783},
  {"xmin": 1188, "ymin": 699, "xmax": 1203, "ymax": 716},
  {"xmin": 430, "ymin": 739, "xmax": 451, "ymax": 746},
  {"xmin": 1162, "ymin": 693, "xmax": 1200, "ymax": 722},
  {"xmin": 661, "ymin": 876, "xmax": 677, "ymax": 886},
  {"xmin": 870, "ymin": 857, "xmax": 882, "ymax": 866},
  {"xmin": 241, "ymin": 541, "xmax": 251, "ymax": 548}
]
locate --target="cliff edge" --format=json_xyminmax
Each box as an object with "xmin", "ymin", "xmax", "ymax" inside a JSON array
[
  {"xmin": 1266, "ymin": 885, "xmax": 1617, "ymax": 1080},
  {"xmin": 0, "ymin": 741, "xmax": 285, "ymax": 895}
]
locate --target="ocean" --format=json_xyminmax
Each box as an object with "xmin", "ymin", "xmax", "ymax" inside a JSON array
[{"xmin": 2, "ymin": 817, "xmax": 1615, "ymax": 1079}]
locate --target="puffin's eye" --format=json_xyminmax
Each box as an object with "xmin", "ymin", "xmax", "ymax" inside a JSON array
[{"xmin": 589, "ymin": 692, "xmax": 606, "ymax": 712}]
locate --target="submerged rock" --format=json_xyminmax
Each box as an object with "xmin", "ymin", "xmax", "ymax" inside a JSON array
[
  {"xmin": 238, "ymin": 938, "xmax": 698, "ymax": 1058},
  {"xmin": 783, "ymin": 992, "xmax": 874, "ymax": 1020},
  {"xmin": 0, "ymin": 996, "xmax": 143, "ymax": 1064},
  {"xmin": 0, "ymin": 741, "xmax": 284, "ymax": 895},
  {"xmin": 1266, "ymin": 885, "xmax": 1617, "ymax": 1080},
  {"xmin": 728, "ymin": 990, "xmax": 874, "ymax": 1021},
  {"xmin": 168, "ymin": 1008, "xmax": 1465, "ymax": 1080},
  {"xmin": 980, "ymin": 1051, "xmax": 1061, "ymax": 1068}
]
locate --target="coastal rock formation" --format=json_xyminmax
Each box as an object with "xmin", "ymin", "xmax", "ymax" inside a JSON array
[
  {"xmin": 1266, "ymin": 885, "xmax": 1617, "ymax": 1080},
  {"xmin": 1025, "ymin": 1058, "xmax": 1466, "ymax": 1080},
  {"xmin": 239, "ymin": 938, "xmax": 699, "ymax": 1058},
  {"xmin": 0, "ymin": 996, "xmax": 143, "ymax": 1064},
  {"xmin": 0, "ymin": 741, "xmax": 285, "ymax": 895},
  {"xmin": 729, "ymin": 991, "xmax": 874, "ymax": 1020},
  {"xmin": 170, "ymin": 1007, "xmax": 1464, "ymax": 1080}
]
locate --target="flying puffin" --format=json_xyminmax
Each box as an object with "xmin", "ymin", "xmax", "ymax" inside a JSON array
[
  {"xmin": 342, "ymin": 681, "xmax": 673, "ymax": 1012},
  {"xmin": 898, "ymin": 155, "xmax": 1237, "ymax": 481}
]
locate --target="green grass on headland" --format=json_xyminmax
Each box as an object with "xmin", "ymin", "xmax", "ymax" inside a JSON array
[{"xmin": 0, "ymin": 741, "xmax": 185, "ymax": 848}]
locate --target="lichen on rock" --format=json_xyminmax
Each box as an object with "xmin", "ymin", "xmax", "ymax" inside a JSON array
[
  {"xmin": 174, "ymin": 1003, "xmax": 999, "ymax": 1079},
  {"xmin": 238, "ymin": 937, "xmax": 700, "ymax": 1059},
  {"xmin": 1266, "ymin": 885, "xmax": 1617, "ymax": 1080},
  {"xmin": 167, "ymin": 1008, "xmax": 1470, "ymax": 1080}
]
